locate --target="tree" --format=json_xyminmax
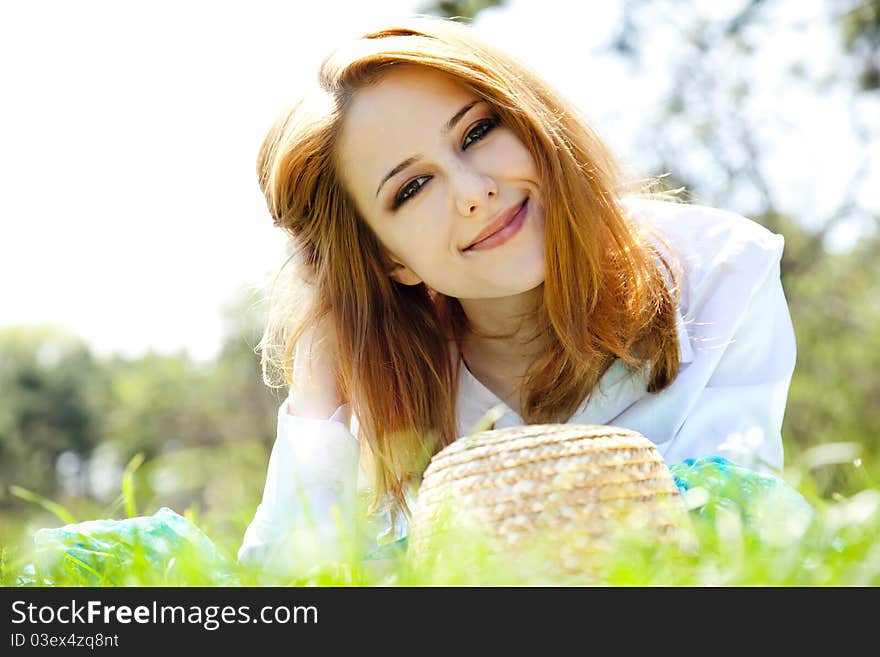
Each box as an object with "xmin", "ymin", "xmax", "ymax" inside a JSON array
[
  {"xmin": 0, "ymin": 327, "xmax": 107, "ymax": 505},
  {"xmin": 420, "ymin": 0, "xmax": 507, "ymax": 20}
]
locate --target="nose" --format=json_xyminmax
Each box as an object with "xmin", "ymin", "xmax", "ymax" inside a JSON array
[{"xmin": 451, "ymin": 162, "xmax": 497, "ymax": 216}]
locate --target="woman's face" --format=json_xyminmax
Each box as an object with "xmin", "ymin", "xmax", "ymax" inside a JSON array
[{"xmin": 336, "ymin": 65, "xmax": 546, "ymax": 300}]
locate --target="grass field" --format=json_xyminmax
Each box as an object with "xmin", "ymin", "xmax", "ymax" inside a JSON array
[{"xmin": 2, "ymin": 443, "xmax": 878, "ymax": 587}]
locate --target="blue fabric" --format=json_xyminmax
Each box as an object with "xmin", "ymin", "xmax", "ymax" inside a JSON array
[
  {"xmin": 32, "ymin": 507, "xmax": 235, "ymax": 585},
  {"xmin": 669, "ymin": 455, "xmax": 814, "ymax": 530}
]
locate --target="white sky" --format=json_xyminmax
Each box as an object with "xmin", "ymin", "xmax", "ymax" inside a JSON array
[{"xmin": 1, "ymin": 0, "xmax": 876, "ymax": 363}]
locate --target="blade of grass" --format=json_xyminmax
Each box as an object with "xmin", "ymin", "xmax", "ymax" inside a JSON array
[
  {"xmin": 99, "ymin": 493, "xmax": 125, "ymax": 519},
  {"xmin": 9, "ymin": 486, "xmax": 76, "ymax": 525},
  {"xmin": 122, "ymin": 453, "xmax": 146, "ymax": 518},
  {"xmin": 60, "ymin": 551, "xmax": 108, "ymax": 586},
  {"xmin": 463, "ymin": 403, "xmax": 508, "ymax": 441}
]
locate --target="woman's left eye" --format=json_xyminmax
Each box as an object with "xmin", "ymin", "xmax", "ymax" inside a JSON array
[
  {"xmin": 392, "ymin": 176, "xmax": 432, "ymax": 209},
  {"xmin": 462, "ymin": 117, "xmax": 499, "ymax": 149}
]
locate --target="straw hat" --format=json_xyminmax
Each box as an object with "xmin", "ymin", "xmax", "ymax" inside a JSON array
[{"xmin": 408, "ymin": 423, "xmax": 689, "ymax": 578}]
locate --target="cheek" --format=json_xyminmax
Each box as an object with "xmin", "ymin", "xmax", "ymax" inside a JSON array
[
  {"xmin": 381, "ymin": 228, "xmax": 445, "ymax": 275},
  {"xmin": 490, "ymin": 132, "xmax": 538, "ymax": 174},
  {"xmin": 398, "ymin": 198, "xmax": 452, "ymax": 253}
]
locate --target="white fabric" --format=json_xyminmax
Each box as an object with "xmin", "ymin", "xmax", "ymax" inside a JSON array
[
  {"xmin": 237, "ymin": 403, "xmax": 360, "ymax": 577},
  {"xmin": 238, "ymin": 198, "xmax": 797, "ymax": 575}
]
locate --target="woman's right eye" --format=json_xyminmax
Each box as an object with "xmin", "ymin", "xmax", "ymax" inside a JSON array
[{"xmin": 392, "ymin": 175, "xmax": 432, "ymax": 209}]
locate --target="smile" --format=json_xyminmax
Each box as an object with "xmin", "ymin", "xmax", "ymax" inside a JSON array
[{"xmin": 464, "ymin": 198, "xmax": 529, "ymax": 252}]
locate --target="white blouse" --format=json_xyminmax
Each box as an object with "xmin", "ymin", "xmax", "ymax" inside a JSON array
[{"xmin": 238, "ymin": 198, "xmax": 797, "ymax": 577}]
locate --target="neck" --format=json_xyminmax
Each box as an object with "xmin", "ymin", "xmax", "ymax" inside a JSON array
[{"xmin": 457, "ymin": 285, "xmax": 547, "ymax": 369}]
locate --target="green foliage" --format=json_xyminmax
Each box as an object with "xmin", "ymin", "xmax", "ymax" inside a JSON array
[
  {"xmin": 0, "ymin": 327, "xmax": 109, "ymax": 504},
  {"xmin": 779, "ymin": 221, "xmax": 880, "ymax": 495},
  {"xmin": 0, "ymin": 290, "xmax": 280, "ymax": 565},
  {"xmin": 840, "ymin": 0, "xmax": 880, "ymax": 90},
  {"xmin": 419, "ymin": 0, "xmax": 507, "ymax": 20}
]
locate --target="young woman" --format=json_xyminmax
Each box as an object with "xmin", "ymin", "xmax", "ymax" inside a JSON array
[{"xmin": 238, "ymin": 17, "xmax": 796, "ymax": 576}]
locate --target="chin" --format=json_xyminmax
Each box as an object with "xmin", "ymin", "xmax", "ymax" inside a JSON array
[
  {"xmin": 500, "ymin": 270, "xmax": 545, "ymax": 299},
  {"xmin": 517, "ymin": 253, "xmax": 546, "ymax": 287}
]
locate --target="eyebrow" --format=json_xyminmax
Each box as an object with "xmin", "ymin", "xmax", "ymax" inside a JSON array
[{"xmin": 374, "ymin": 99, "xmax": 483, "ymax": 198}]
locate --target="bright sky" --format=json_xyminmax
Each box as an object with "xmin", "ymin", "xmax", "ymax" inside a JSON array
[{"xmin": 2, "ymin": 0, "xmax": 876, "ymax": 363}]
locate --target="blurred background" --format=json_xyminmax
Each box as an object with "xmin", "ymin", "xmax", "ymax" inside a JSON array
[{"xmin": 1, "ymin": 0, "xmax": 878, "ymax": 562}]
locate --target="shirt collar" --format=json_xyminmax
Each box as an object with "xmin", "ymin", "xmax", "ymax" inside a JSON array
[{"xmin": 455, "ymin": 304, "xmax": 693, "ymax": 433}]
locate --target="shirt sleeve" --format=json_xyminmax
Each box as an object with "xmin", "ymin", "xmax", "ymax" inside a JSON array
[
  {"xmin": 660, "ymin": 236, "xmax": 796, "ymax": 474},
  {"xmin": 236, "ymin": 398, "xmax": 360, "ymax": 579}
]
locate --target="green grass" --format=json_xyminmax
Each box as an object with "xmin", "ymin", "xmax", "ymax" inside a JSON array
[{"xmin": 2, "ymin": 450, "xmax": 879, "ymax": 587}]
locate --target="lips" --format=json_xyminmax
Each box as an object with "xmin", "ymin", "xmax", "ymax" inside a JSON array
[{"xmin": 463, "ymin": 198, "xmax": 529, "ymax": 250}]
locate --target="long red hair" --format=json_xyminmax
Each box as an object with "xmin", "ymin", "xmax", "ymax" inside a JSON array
[{"xmin": 256, "ymin": 17, "xmax": 684, "ymax": 518}]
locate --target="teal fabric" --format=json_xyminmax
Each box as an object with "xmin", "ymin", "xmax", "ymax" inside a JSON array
[
  {"xmin": 669, "ymin": 455, "xmax": 814, "ymax": 534},
  {"xmin": 32, "ymin": 507, "xmax": 235, "ymax": 586}
]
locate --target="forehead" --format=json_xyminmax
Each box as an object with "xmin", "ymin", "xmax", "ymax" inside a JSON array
[
  {"xmin": 337, "ymin": 66, "xmax": 477, "ymax": 200},
  {"xmin": 346, "ymin": 65, "xmax": 473, "ymax": 122}
]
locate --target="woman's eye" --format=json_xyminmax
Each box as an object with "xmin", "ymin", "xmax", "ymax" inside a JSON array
[
  {"xmin": 393, "ymin": 175, "xmax": 431, "ymax": 209},
  {"xmin": 462, "ymin": 117, "xmax": 499, "ymax": 149}
]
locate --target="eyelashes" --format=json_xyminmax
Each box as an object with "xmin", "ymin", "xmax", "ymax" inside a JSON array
[
  {"xmin": 391, "ymin": 116, "xmax": 500, "ymax": 210},
  {"xmin": 392, "ymin": 175, "xmax": 431, "ymax": 211},
  {"xmin": 461, "ymin": 117, "xmax": 497, "ymax": 149}
]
